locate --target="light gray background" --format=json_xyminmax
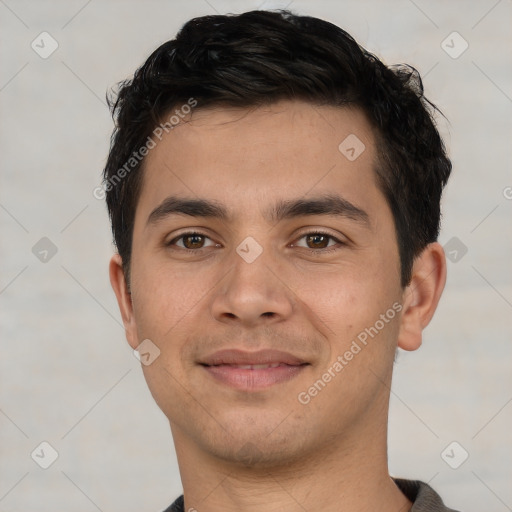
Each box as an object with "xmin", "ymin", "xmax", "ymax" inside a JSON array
[{"xmin": 1, "ymin": 0, "xmax": 511, "ymax": 511}]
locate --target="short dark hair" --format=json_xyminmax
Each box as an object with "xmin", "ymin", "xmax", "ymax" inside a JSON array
[{"xmin": 103, "ymin": 9, "xmax": 451, "ymax": 287}]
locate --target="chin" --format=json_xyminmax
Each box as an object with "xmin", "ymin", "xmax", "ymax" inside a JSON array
[
  {"xmin": 204, "ymin": 411, "xmax": 318, "ymax": 466},
  {"xmin": 211, "ymin": 436, "xmax": 308, "ymax": 470}
]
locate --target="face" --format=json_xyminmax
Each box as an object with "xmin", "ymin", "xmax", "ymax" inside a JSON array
[{"xmin": 113, "ymin": 100, "xmax": 410, "ymax": 467}]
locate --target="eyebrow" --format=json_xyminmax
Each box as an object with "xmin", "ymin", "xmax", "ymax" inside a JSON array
[{"xmin": 147, "ymin": 194, "xmax": 370, "ymax": 228}]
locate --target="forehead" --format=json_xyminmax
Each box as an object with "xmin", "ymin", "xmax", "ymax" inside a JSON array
[{"xmin": 136, "ymin": 100, "xmax": 384, "ymax": 224}]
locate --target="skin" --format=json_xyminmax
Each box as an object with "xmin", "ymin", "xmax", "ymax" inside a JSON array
[{"xmin": 110, "ymin": 100, "xmax": 446, "ymax": 512}]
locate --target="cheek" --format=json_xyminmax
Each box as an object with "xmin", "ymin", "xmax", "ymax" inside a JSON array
[
  {"xmin": 131, "ymin": 263, "xmax": 209, "ymax": 411},
  {"xmin": 290, "ymin": 260, "xmax": 386, "ymax": 315},
  {"xmin": 130, "ymin": 258, "xmax": 208, "ymax": 341},
  {"xmin": 289, "ymin": 260, "xmax": 400, "ymax": 353}
]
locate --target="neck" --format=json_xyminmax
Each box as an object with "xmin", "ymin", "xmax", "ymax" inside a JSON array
[{"xmin": 170, "ymin": 414, "xmax": 411, "ymax": 512}]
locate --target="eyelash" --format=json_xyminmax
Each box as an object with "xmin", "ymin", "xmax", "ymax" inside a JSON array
[{"xmin": 167, "ymin": 230, "xmax": 345, "ymax": 254}]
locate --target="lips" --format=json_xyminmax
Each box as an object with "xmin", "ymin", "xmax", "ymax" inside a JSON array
[
  {"xmin": 200, "ymin": 349, "xmax": 309, "ymax": 390},
  {"xmin": 200, "ymin": 349, "xmax": 307, "ymax": 367},
  {"xmin": 224, "ymin": 362, "xmax": 284, "ymax": 370}
]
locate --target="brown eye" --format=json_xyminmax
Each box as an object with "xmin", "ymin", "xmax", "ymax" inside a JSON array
[
  {"xmin": 293, "ymin": 231, "xmax": 342, "ymax": 252},
  {"xmin": 305, "ymin": 234, "xmax": 330, "ymax": 249},
  {"xmin": 169, "ymin": 232, "xmax": 216, "ymax": 250},
  {"xmin": 182, "ymin": 234, "xmax": 205, "ymax": 249}
]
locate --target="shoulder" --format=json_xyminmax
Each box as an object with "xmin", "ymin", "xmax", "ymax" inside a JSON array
[
  {"xmin": 163, "ymin": 483, "xmax": 461, "ymax": 512},
  {"xmin": 394, "ymin": 478, "xmax": 461, "ymax": 512},
  {"xmin": 160, "ymin": 494, "xmax": 184, "ymax": 512}
]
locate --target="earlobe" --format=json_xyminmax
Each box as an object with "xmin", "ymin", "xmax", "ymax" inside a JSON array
[
  {"xmin": 109, "ymin": 254, "xmax": 139, "ymax": 349},
  {"xmin": 397, "ymin": 242, "xmax": 447, "ymax": 352}
]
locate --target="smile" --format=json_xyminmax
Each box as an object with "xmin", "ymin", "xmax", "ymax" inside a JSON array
[
  {"xmin": 215, "ymin": 362, "xmax": 285, "ymax": 369},
  {"xmin": 201, "ymin": 362, "xmax": 308, "ymax": 390},
  {"xmin": 199, "ymin": 349, "xmax": 310, "ymax": 390}
]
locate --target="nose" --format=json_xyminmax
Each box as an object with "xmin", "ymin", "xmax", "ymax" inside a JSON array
[{"xmin": 210, "ymin": 248, "xmax": 294, "ymax": 327}]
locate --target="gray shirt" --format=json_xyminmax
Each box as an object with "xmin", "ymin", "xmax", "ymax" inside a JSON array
[
  {"xmin": 394, "ymin": 479, "xmax": 460, "ymax": 511},
  {"xmin": 162, "ymin": 478, "xmax": 461, "ymax": 511}
]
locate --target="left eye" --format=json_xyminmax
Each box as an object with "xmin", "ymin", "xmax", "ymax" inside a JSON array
[
  {"xmin": 293, "ymin": 233, "xmax": 340, "ymax": 250},
  {"xmin": 171, "ymin": 233, "xmax": 217, "ymax": 250}
]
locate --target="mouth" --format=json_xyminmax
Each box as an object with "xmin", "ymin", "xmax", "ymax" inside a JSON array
[{"xmin": 199, "ymin": 349, "xmax": 310, "ymax": 390}]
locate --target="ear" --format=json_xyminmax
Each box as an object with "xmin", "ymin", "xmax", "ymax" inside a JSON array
[
  {"xmin": 109, "ymin": 254, "xmax": 139, "ymax": 350},
  {"xmin": 397, "ymin": 242, "xmax": 447, "ymax": 351}
]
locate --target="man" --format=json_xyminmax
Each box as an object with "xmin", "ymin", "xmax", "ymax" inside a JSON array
[{"xmin": 104, "ymin": 9, "xmax": 458, "ymax": 512}]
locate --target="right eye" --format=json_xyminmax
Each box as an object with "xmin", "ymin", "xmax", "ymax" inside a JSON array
[{"xmin": 167, "ymin": 232, "xmax": 219, "ymax": 252}]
